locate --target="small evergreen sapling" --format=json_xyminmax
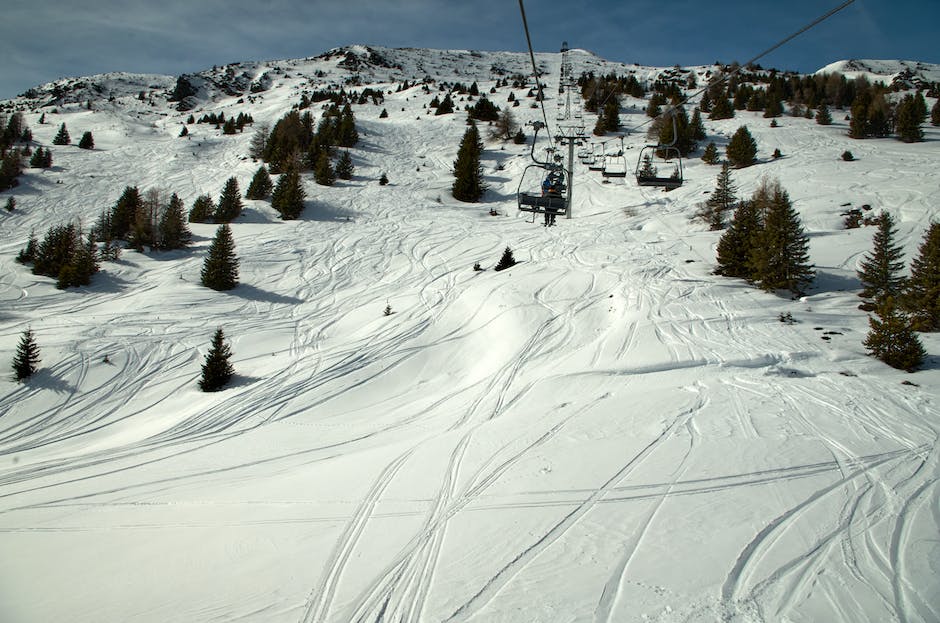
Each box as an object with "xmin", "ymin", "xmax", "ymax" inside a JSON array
[
  {"xmin": 494, "ymin": 246, "xmax": 517, "ymax": 271},
  {"xmin": 12, "ymin": 328, "xmax": 41, "ymax": 381},
  {"xmin": 52, "ymin": 123, "xmax": 70, "ymax": 145},
  {"xmin": 199, "ymin": 327, "xmax": 235, "ymax": 391},
  {"xmin": 78, "ymin": 131, "xmax": 94, "ymax": 149}
]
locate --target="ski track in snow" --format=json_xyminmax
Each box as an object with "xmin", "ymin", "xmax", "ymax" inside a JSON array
[{"xmin": 1, "ymin": 49, "xmax": 939, "ymax": 623}]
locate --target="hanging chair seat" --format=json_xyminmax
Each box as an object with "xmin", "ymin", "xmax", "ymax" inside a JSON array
[{"xmin": 519, "ymin": 192, "xmax": 567, "ymax": 213}]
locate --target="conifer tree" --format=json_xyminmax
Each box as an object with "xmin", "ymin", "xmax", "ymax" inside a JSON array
[
  {"xmin": 715, "ymin": 199, "xmax": 761, "ymax": 279},
  {"xmin": 179, "ymin": 126, "xmax": 189, "ymax": 137},
  {"xmin": 336, "ymin": 103, "xmax": 359, "ymax": 147},
  {"xmin": 748, "ymin": 179, "xmax": 814, "ymax": 295},
  {"xmin": 452, "ymin": 121, "xmax": 486, "ymax": 202},
  {"xmin": 726, "ymin": 125, "xmax": 757, "ymax": 168},
  {"xmin": 335, "ymin": 151, "xmax": 354, "ymax": 180},
  {"xmin": 932, "ymin": 99, "xmax": 940, "ymax": 127},
  {"xmin": 895, "ymin": 95, "xmax": 924, "ymax": 143},
  {"xmin": 78, "ymin": 131, "xmax": 94, "ymax": 149},
  {"xmin": 902, "ymin": 222, "xmax": 940, "ymax": 331},
  {"xmin": 201, "ymin": 224, "xmax": 239, "ymax": 290},
  {"xmin": 12, "ymin": 328, "xmax": 41, "ymax": 381},
  {"xmin": 188, "ymin": 194, "xmax": 216, "ymax": 223},
  {"xmin": 198, "ymin": 327, "xmax": 235, "ymax": 391},
  {"xmin": 701, "ymin": 142, "xmax": 720, "ymax": 164},
  {"xmin": 32, "ymin": 223, "xmax": 80, "ymax": 279},
  {"xmin": 815, "ymin": 103, "xmax": 832, "ymax": 125},
  {"xmin": 158, "ymin": 193, "xmax": 192, "ymax": 249},
  {"xmin": 0, "ymin": 150, "xmax": 24, "ymax": 191},
  {"xmin": 29, "ymin": 147, "xmax": 51, "ymax": 168},
  {"xmin": 4, "ymin": 196, "xmax": 14, "ymax": 212},
  {"xmin": 313, "ymin": 151, "xmax": 336, "ymax": 186},
  {"xmin": 271, "ymin": 165, "xmax": 306, "ymax": 219},
  {"xmin": 16, "ymin": 232, "xmax": 39, "ymax": 265},
  {"xmin": 708, "ymin": 97, "xmax": 734, "ymax": 120},
  {"xmin": 435, "ymin": 93, "xmax": 455, "ymax": 115},
  {"xmin": 699, "ymin": 162, "xmax": 737, "ymax": 230},
  {"xmin": 857, "ymin": 211, "xmax": 906, "ymax": 305},
  {"xmin": 245, "ymin": 165, "xmax": 273, "ymax": 199},
  {"xmin": 52, "ymin": 123, "xmax": 70, "ymax": 145},
  {"xmin": 109, "ymin": 186, "xmax": 143, "ymax": 239},
  {"xmin": 58, "ymin": 235, "xmax": 99, "ymax": 288},
  {"xmin": 690, "ymin": 108, "xmax": 707, "ymax": 141},
  {"xmin": 863, "ymin": 298, "xmax": 926, "ymax": 372},
  {"xmin": 494, "ymin": 246, "xmax": 517, "ymax": 271},
  {"xmin": 216, "ymin": 177, "xmax": 244, "ymax": 222}
]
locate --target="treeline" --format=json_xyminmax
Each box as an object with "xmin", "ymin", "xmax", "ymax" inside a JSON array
[{"xmin": 256, "ymin": 102, "xmax": 358, "ymax": 176}]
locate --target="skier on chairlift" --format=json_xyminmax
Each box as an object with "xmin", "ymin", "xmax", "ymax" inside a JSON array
[{"xmin": 541, "ymin": 170, "xmax": 563, "ymax": 226}]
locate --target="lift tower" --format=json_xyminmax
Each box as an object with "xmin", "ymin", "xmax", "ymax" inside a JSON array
[{"xmin": 553, "ymin": 42, "xmax": 586, "ymax": 219}]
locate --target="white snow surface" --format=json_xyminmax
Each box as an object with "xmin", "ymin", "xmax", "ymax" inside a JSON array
[{"xmin": 1, "ymin": 47, "xmax": 939, "ymax": 623}]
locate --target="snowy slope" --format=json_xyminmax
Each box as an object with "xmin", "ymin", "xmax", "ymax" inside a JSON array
[{"xmin": 0, "ymin": 47, "xmax": 938, "ymax": 623}]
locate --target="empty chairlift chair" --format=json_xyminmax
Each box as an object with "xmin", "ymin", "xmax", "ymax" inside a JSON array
[{"xmin": 634, "ymin": 113, "xmax": 684, "ymax": 190}]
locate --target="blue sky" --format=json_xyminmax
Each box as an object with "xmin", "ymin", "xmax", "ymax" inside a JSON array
[{"xmin": 2, "ymin": 0, "xmax": 937, "ymax": 100}]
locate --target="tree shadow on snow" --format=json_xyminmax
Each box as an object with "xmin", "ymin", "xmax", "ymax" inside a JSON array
[
  {"xmin": 810, "ymin": 269, "xmax": 861, "ymax": 294},
  {"xmin": 230, "ymin": 283, "xmax": 303, "ymax": 305},
  {"xmin": 27, "ymin": 368, "xmax": 76, "ymax": 394},
  {"xmin": 297, "ymin": 202, "xmax": 356, "ymax": 223}
]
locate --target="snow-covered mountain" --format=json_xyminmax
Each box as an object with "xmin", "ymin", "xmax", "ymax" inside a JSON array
[{"xmin": 1, "ymin": 46, "xmax": 938, "ymax": 623}]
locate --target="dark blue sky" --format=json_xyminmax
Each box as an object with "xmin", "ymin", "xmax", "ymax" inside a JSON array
[{"xmin": 2, "ymin": 0, "xmax": 937, "ymax": 100}]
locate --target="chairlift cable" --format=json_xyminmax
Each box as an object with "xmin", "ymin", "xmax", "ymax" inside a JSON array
[
  {"xmin": 517, "ymin": 0, "xmax": 556, "ymax": 148},
  {"xmin": 626, "ymin": 0, "xmax": 857, "ymax": 136}
]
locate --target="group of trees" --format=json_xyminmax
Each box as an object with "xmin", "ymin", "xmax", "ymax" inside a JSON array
[
  {"xmin": 1, "ymin": 113, "xmax": 30, "ymax": 191},
  {"xmin": 94, "ymin": 186, "xmax": 192, "ymax": 252},
  {"xmin": 715, "ymin": 177, "xmax": 814, "ymax": 296},
  {"xmin": 259, "ymin": 102, "xmax": 358, "ymax": 176},
  {"xmin": 16, "ymin": 221, "xmax": 100, "ymax": 289},
  {"xmin": 856, "ymin": 212, "xmax": 939, "ymax": 371}
]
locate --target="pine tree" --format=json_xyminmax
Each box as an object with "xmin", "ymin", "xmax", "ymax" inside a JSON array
[
  {"xmin": 245, "ymin": 165, "xmax": 273, "ymax": 199},
  {"xmin": 12, "ymin": 328, "xmax": 41, "ymax": 381},
  {"xmin": 895, "ymin": 95, "xmax": 924, "ymax": 143},
  {"xmin": 494, "ymin": 246, "xmax": 517, "ymax": 271},
  {"xmin": 726, "ymin": 125, "xmax": 757, "ymax": 168},
  {"xmin": 201, "ymin": 224, "xmax": 239, "ymax": 291},
  {"xmin": 690, "ymin": 108, "xmax": 707, "ymax": 141},
  {"xmin": 16, "ymin": 232, "xmax": 39, "ymax": 264},
  {"xmin": 748, "ymin": 179, "xmax": 814, "ymax": 295},
  {"xmin": 78, "ymin": 131, "xmax": 94, "ymax": 149},
  {"xmin": 313, "ymin": 151, "xmax": 336, "ymax": 186},
  {"xmin": 863, "ymin": 298, "xmax": 926, "ymax": 372},
  {"xmin": 715, "ymin": 199, "xmax": 761, "ymax": 279},
  {"xmin": 452, "ymin": 122, "xmax": 486, "ymax": 202},
  {"xmin": 216, "ymin": 177, "xmax": 244, "ymax": 222},
  {"xmin": 271, "ymin": 165, "xmax": 306, "ymax": 219},
  {"xmin": 29, "ymin": 147, "xmax": 51, "ymax": 168},
  {"xmin": 708, "ymin": 97, "xmax": 734, "ymax": 120},
  {"xmin": 158, "ymin": 193, "xmax": 192, "ymax": 249},
  {"xmin": 52, "ymin": 123, "xmax": 70, "ymax": 145},
  {"xmin": 435, "ymin": 93, "xmax": 454, "ymax": 115},
  {"xmin": 179, "ymin": 125, "xmax": 189, "ymax": 137},
  {"xmin": 932, "ymin": 99, "xmax": 940, "ymax": 127},
  {"xmin": 335, "ymin": 151, "xmax": 354, "ymax": 180},
  {"xmin": 109, "ymin": 186, "xmax": 143, "ymax": 239},
  {"xmin": 699, "ymin": 162, "xmax": 737, "ymax": 230},
  {"xmin": 32, "ymin": 223, "xmax": 80, "ymax": 279},
  {"xmin": 58, "ymin": 235, "xmax": 99, "ymax": 289},
  {"xmin": 815, "ymin": 104, "xmax": 833, "ymax": 125},
  {"xmin": 188, "ymin": 194, "xmax": 216, "ymax": 223},
  {"xmin": 198, "ymin": 327, "xmax": 235, "ymax": 391},
  {"xmin": 4, "ymin": 196, "xmax": 14, "ymax": 212},
  {"xmin": 701, "ymin": 142, "xmax": 720, "ymax": 164},
  {"xmin": 902, "ymin": 222, "xmax": 940, "ymax": 331},
  {"xmin": 857, "ymin": 211, "xmax": 906, "ymax": 305}
]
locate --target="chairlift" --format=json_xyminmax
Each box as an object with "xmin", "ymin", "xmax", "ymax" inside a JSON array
[
  {"xmin": 634, "ymin": 112, "xmax": 684, "ymax": 190},
  {"xmin": 589, "ymin": 142, "xmax": 606, "ymax": 171},
  {"xmin": 601, "ymin": 137, "xmax": 628, "ymax": 178},
  {"xmin": 517, "ymin": 122, "xmax": 568, "ymax": 220}
]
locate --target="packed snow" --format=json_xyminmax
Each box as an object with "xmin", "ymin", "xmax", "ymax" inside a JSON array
[{"xmin": 1, "ymin": 46, "xmax": 938, "ymax": 623}]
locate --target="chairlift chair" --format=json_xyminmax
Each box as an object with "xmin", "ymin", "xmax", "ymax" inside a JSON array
[
  {"xmin": 602, "ymin": 138, "xmax": 628, "ymax": 178},
  {"xmin": 634, "ymin": 112, "xmax": 684, "ymax": 190},
  {"xmin": 517, "ymin": 122, "xmax": 569, "ymax": 218},
  {"xmin": 588, "ymin": 142, "xmax": 606, "ymax": 171}
]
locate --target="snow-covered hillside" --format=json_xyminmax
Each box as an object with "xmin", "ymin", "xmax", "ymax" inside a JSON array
[{"xmin": 1, "ymin": 46, "xmax": 938, "ymax": 623}]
